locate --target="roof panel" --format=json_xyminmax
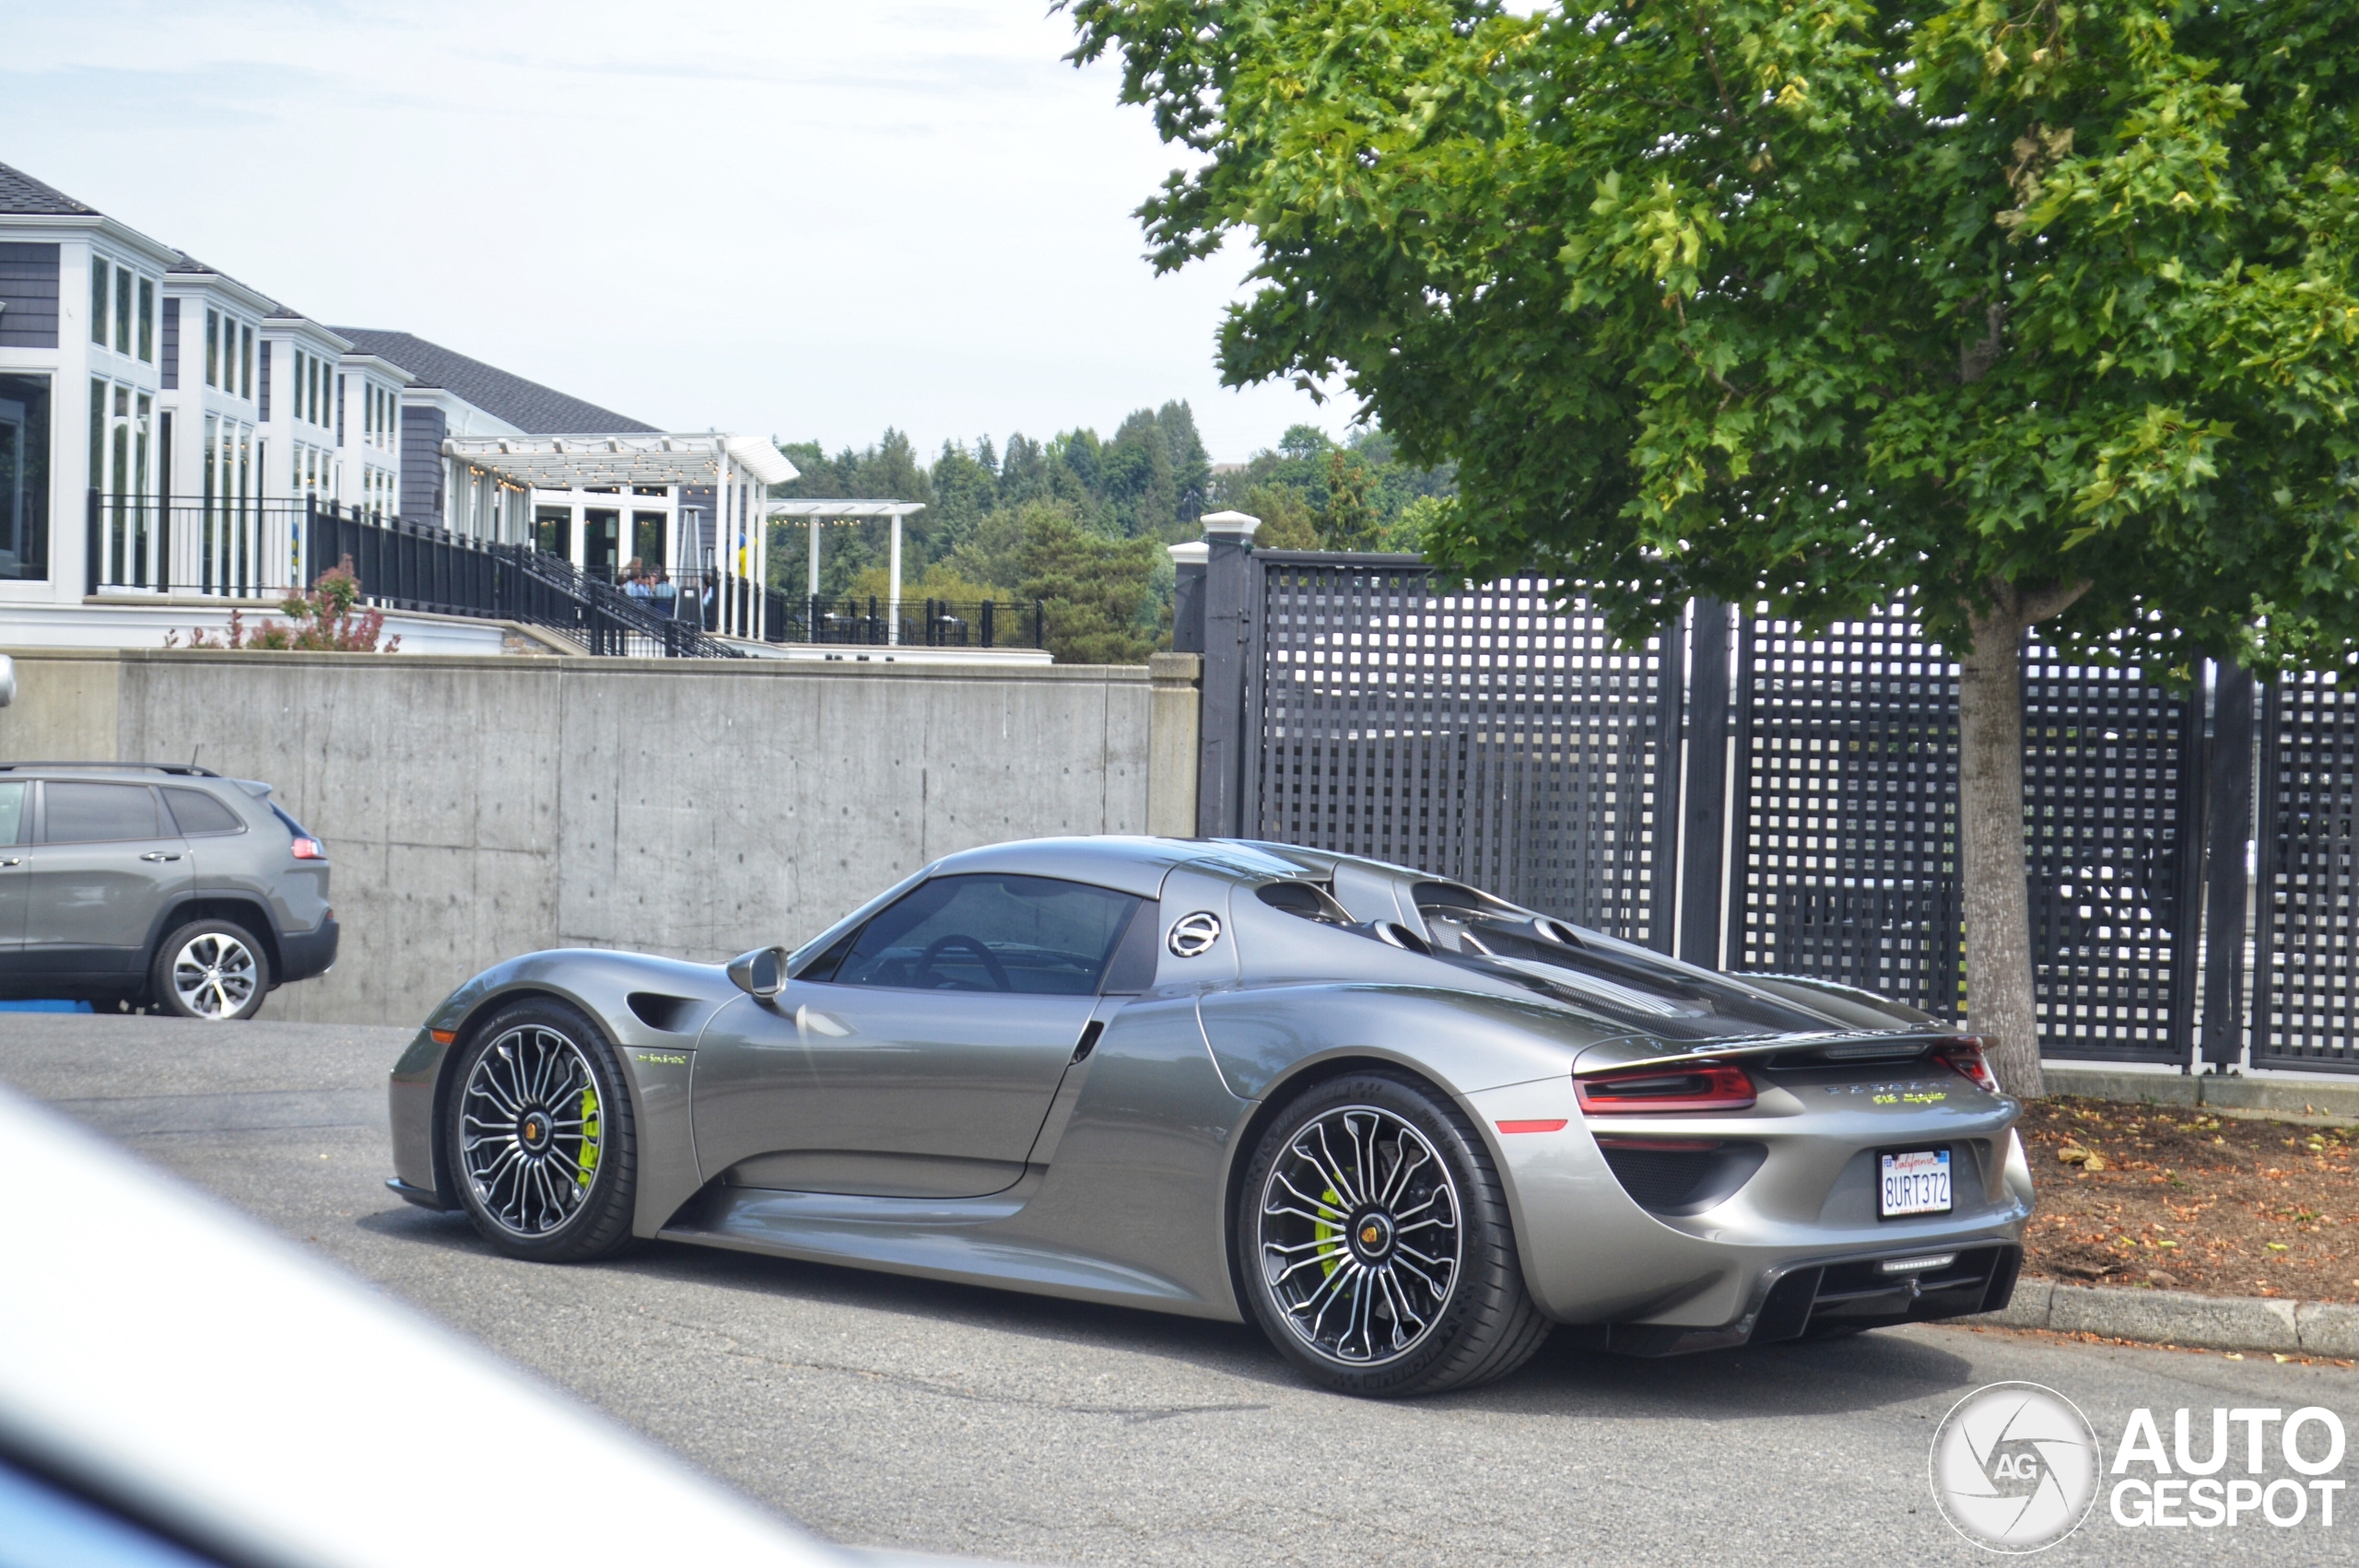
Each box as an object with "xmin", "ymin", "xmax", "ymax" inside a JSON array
[
  {"xmin": 0, "ymin": 161, "xmax": 99, "ymax": 216},
  {"xmin": 334, "ymin": 328, "xmax": 657, "ymax": 434}
]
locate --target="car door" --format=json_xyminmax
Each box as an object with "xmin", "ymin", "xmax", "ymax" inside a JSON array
[
  {"xmin": 693, "ymin": 873, "xmax": 1141, "ymax": 1199},
  {"xmin": 22, "ymin": 779, "xmax": 191, "ymax": 977},
  {"xmin": 0, "ymin": 780, "xmax": 30, "ymax": 971}
]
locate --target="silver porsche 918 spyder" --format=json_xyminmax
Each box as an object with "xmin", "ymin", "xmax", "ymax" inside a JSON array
[{"xmin": 387, "ymin": 837, "xmax": 2031, "ymax": 1398}]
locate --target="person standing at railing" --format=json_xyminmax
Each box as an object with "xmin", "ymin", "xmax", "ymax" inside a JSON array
[
  {"xmin": 652, "ymin": 568, "xmax": 677, "ymax": 619},
  {"xmin": 623, "ymin": 559, "xmax": 652, "ymax": 600}
]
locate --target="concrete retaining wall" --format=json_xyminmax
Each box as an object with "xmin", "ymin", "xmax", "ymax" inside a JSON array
[{"xmin": 0, "ymin": 649, "xmax": 1183, "ymax": 1025}]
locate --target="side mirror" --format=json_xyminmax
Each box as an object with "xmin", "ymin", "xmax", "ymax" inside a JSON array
[{"xmin": 726, "ymin": 945, "xmax": 788, "ymax": 999}]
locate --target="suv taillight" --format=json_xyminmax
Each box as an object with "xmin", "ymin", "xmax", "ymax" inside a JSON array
[
  {"xmin": 1575, "ymin": 1059, "xmax": 1757, "ymax": 1115},
  {"xmin": 291, "ymin": 837, "xmax": 326, "ymax": 860},
  {"xmin": 1934, "ymin": 1037, "xmax": 2002, "ymax": 1094}
]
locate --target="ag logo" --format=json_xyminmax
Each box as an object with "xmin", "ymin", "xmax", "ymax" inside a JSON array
[
  {"xmin": 1929, "ymin": 1382, "xmax": 2102, "ymax": 1552},
  {"xmin": 1167, "ymin": 911, "xmax": 1222, "ymax": 958}
]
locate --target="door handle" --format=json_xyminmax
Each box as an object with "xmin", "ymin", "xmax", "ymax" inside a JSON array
[
  {"xmin": 140, "ymin": 852, "xmax": 182, "ymax": 862},
  {"xmin": 0, "ymin": 857, "xmax": 18, "ymax": 867}
]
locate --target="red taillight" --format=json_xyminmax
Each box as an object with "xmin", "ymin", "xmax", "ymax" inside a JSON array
[
  {"xmin": 291, "ymin": 837, "xmax": 326, "ymax": 860},
  {"xmin": 1934, "ymin": 1037, "xmax": 2002, "ymax": 1094},
  {"xmin": 1575, "ymin": 1059, "xmax": 1757, "ymax": 1115}
]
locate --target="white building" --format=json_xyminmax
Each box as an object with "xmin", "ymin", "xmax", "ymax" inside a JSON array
[
  {"xmin": 0, "ymin": 162, "xmax": 428, "ymax": 607},
  {"xmin": 0, "ymin": 159, "xmax": 1014, "ymax": 661}
]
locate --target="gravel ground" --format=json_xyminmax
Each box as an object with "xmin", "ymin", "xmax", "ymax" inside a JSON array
[{"xmin": 2019, "ymin": 1097, "xmax": 2359, "ymax": 1302}]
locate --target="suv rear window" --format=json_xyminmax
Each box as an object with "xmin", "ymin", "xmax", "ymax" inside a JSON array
[
  {"xmin": 163, "ymin": 787, "xmax": 244, "ymax": 837},
  {"xmin": 43, "ymin": 782, "xmax": 159, "ymax": 844}
]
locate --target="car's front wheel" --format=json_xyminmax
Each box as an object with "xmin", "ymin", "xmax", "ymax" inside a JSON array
[
  {"xmin": 447, "ymin": 999, "xmax": 637, "ymax": 1262},
  {"xmin": 151, "ymin": 919, "xmax": 271, "ymax": 1021},
  {"xmin": 1238, "ymin": 1071, "xmax": 1551, "ymax": 1397}
]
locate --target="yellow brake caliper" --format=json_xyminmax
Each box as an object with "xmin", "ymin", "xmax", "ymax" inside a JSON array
[
  {"xmin": 577, "ymin": 1085, "xmax": 602, "ymax": 1189},
  {"xmin": 1314, "ymin": 1187, "xmax": 1343, "ymax": 1277}
]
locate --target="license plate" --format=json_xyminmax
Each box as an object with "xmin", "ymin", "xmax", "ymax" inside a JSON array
[{"xmin": 1879, "ymin": 1149, "xmax": 1953, "ymax": 1219}]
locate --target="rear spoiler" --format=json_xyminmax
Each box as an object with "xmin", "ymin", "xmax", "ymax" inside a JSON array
[{"xmin": 1573, "ymin": 1029, "xmax": 1982, "ymax": 1077}]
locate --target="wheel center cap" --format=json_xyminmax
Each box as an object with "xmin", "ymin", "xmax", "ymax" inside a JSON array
[
  {"xmin": 1349, "ymin": 1210, "xmax": 1394, "ymax": 1262},
  {"xmin": 519, "ymin": 1111, "xmax": 551, "ymax": 1152}
]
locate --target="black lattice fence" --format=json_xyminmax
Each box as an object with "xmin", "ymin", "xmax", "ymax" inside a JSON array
[
  {"xmin": 1729, "ymin": 606, "xmax": 1965, "ymax": 1017},
  {"xmin": 1201, "ymin": 545, "xmax": 2359, "ymax": 1071},
  {"xmin": 1725, "ymin": 609, "xmax": 2199, "ymax": 1062},
  {"xmin": 2021, "ymin": 641, "xmax": 2203, "ymax": 1064},
  {"xmin": 1248, "ymin": 555, "xmax": 1678, "ymax": 948},
  {"xmin": 2255, "ymin": 665, "xmax": 2359, "ymax": 1071}
]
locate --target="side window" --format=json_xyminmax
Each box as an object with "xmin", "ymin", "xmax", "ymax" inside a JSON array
[
  {"xmin": 832, "ymin": 874, "xmax": 1141, "ymax": 996},
  {"xmin": 163, "ymin": 787, "xmax": 245, "ymax": 837},
  {"xmin": 42, "ymin": 782, "xmax": 160, "ymax": 844},
  {"xmin": 0, "ymin": 782, "xmax": 24, "ymax": 846},
  {"xmin": 1098, "ymin": 898, "xmax": 1160, "ymax": 995}
]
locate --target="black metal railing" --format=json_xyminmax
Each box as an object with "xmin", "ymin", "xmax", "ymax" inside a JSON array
[
  {"xmin": 89, "ymin": 492, "xmax": 1049, "ymax": 661},
  {"xmin": 88, "ymin": 492, "xmax": 746, "ymax": 659},
  {"xmin": 491, "ymin": 543, "xmax": 740, "ymax": 659},
  {"xmin": 750, "ymin": 592, "xmax": 1045, "ymax": 649},
  {"xmin": 86, "ymin": 489, "xmax": 309, "ymax": 600}
]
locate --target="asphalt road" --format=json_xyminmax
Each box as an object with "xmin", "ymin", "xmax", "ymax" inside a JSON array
[{"xmin": 5, "ymin": 1012, "xmax": 2353, "ymax": 1567}]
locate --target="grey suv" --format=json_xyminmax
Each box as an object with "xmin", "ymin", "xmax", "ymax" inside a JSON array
[{"xmin": 0, "ymin": 763, "xmax": 338, "ymax": 1020}]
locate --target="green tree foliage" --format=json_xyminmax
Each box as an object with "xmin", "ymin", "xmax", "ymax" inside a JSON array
[
  {"xmin": 1015, "ymin": 503, "xmax": 1166, "ymax": 665},
  {"xmin": 1241, "ymin": 482, "xmax": 1320, "ymax": 548},
  {"xmin": 767, "ymin": 404, "xmax": 1216, "ymax": 658},
  {"xmin": 1068, "ymin": 0, "xmax": 2359, "ymax": 1094},
  {"xmin": 1320, "ymin": 448, "xmax": 1378, "ymax": 551},
  {"xmin": 1211, "ymin": 423, "xmax": 1454, "ymax": 547}
]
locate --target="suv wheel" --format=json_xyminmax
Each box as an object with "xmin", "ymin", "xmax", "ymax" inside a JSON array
[{"xmin": 152, "ymin": 919, "xmax": 272, "ymax": 1021}]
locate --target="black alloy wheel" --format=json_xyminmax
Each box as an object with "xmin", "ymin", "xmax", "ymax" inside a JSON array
[
  {"xmin": 446, "ymin": 998, "xmax": 637, "ymax": 1262},
  {"xmin": 1238, "ymin": 1071, "xmax": 1550, "ymax": 1397}
]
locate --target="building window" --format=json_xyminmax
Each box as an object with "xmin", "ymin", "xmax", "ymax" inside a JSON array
[
  {"xmin": 113, "ymin": 265, "xmax": 132, "ymax": 355},
  {"xmin": 86, "ymin": 379, "xmax": 153, "ymax": 588},
  {"xmin": 241, "ymin": 325, "xmax": 253, "ymax": 402},
  {"xmin": 0, "ymin": 373, "xmax": 51, "ymax": 581},
  {"xmin": 89, "ymin": 262, "xmax": 106, "ymax": 345},
  {"xmin": 137, "ymin": 279, "xmax": 155, "ymax": 363},
  {"xmin": 205, "ymin": 310, "xmax": 219, "ymax": 389}
]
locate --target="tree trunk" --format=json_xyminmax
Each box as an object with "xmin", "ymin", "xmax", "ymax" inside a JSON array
[{"xmin": 1957, "ymin": 599, "xmax": 2042, "ymax": 1097}]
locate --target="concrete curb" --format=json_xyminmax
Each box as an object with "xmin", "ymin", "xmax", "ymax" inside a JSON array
[
  {"xmin": 1965, "ymin": 1278, "xmax": 2359, "ymax": 1357},
  {"xmin": 2043, "ymin": 1065, "xmax": 2359, "ymax": 1123}
]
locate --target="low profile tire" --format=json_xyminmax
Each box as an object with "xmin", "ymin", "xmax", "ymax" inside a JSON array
[
  {"xmin": 151, "ymin": 919, "xmax": 271, "ymax": 1021},
  {"xmin": 447, "ymin": 999, "xmax": 636, "ymax": 1263},
  {"xmin": 1238, "ymin": 1071, "xmax": 1550, "ymax": 1397}
]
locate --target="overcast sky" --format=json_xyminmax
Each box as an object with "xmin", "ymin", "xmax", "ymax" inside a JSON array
[{"xmin": 0, "ymin": 1, "xmax": 1349, "ymax": 462}]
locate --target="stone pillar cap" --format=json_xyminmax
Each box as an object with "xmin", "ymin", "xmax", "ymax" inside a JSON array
[
  {"xmin": 1199, "ymin": 510, "xmax": 1262, "ymax": 542},
  {"xmin": 1168, "ymin": 541, "xmax": 1209, "ymax": 565}
]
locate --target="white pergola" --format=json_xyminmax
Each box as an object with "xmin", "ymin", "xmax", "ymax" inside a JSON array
[
  {"xmin": 440, "ymin": 433, "xmax": 799, "ymax": 640},
  {"xmin": 768, "ymin": 500, "xmax": 927, "ymax": 645}
]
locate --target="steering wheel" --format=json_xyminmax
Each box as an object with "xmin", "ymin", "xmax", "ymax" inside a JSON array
[{"xmin": 914, "ymin": 933, "xmax": 1012, "ymax": 992}]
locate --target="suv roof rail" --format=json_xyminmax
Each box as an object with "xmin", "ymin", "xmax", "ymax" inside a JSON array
[{"xmin": 0, "ymin": 762, "xmax": 223, "ymax": 777}]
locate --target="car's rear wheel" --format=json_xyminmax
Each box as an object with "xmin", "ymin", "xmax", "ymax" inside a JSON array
[
  {"xmin": 151, "ymin": 919, "xmax": 271, "ymax": 1021},
  {"xmin": 447, "ymin": 999, "xmax": 636, "ymax": 1262},
  {"xmin": 1238, "ymin": 1071, "xmax": 1550, "ymax": 1397}
]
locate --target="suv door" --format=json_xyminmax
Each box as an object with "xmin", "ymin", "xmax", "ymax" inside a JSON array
[
  {"xmin": 23, "ymin": 780, "xmax": 191, "ymax": 979},
  {"xmin": 693, "ymin": 874, "xmax": 1142, "ymax": 1199},
  {"xmin": 0, "ymin": 780, "xmax": 30, "ymax": 970}
]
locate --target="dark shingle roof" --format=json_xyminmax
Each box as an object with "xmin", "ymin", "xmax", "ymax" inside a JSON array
[
  {"xmin": 332, "ymin": 328, "xmax": 656, "ymax": 434},
  {"xmin": 0, "ymin": 161, "xmax": 99, "ymax": 216}
]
